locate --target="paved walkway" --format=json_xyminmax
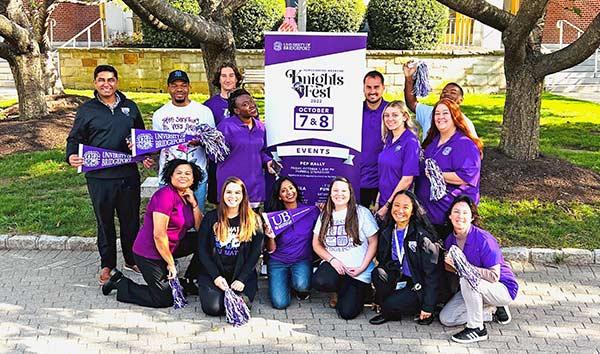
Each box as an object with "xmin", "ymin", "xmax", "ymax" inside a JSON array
[{"xmin": 1, "ymin": 250, "xmax": 599, "ymax": 354}]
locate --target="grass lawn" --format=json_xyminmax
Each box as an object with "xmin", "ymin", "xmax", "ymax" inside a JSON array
[{"xmin": 0, "ymin": 91, "xmax": 598, "ymax": 249}]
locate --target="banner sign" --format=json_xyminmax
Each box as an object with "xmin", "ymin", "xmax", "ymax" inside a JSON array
[
  {"xmin": 77, "ymin": 144, "xmax": 145, "ymax": 173},
  {"xmin": 262, "ymin": 205, "xmax": 319, "ymax": 237},
  {"xmin": 131, "ymin": 128, "xmax": 197, "ymax": 157},
  {"xmin": 264, "ymin": 32, "xmax": 367, "ymax": 203}
]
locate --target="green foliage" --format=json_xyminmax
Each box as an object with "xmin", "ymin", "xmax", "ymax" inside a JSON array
[
  {"xmin": 306, "ymin": 0, "xmax": 366, "ymax": 33},
  {"xmin": 366, "ymin": 0, "xmax": 448, "ymax": 49},
  {"xmin": 233, "ymin": 0, "xmax": 285, "ymax": 49},
  {"xmin": 141, "ymin": 0, "xmax": 200, "ymax": 48},
  {"xmin": 140, "ymin": 0, "xmax": 285, "ymax": 49}
]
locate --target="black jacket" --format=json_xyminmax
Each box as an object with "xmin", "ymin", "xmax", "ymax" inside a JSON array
[
  {"xmin": 376, "ymin": 222, "xmax": 442, "ymax": 313},
  {"xmin": 65, "ymin": 91, "xmax": 145, "ymax": 178},
  {"xmin": 197, "ymin": 210, "xmax": 264, "ymax": 284}
]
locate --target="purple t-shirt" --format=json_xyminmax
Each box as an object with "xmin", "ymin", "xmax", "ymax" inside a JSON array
[
  {"xmin": 133, "ymin": 185, "xmax": 194, "ymax": 260},
  {"xmin": 360, "ymin": 100, "xmax": 387, "ymax": 189},
  {"xmin": 415, "ymin": 131, "xmax": 481, "ymax": 225},
  {"xmin": 216, "ymin": 115, "xmax": 271, "ymax": 203},
  {"xmin": 270, "ymin": 204, "xmax": 319, "ymax": 264},
  {"xmin": 445, "ymin": 225, "xmax": 519, "ymax": 300},
  {"xmin": 203, "ymin": 95, "xmax": 230, "ymax": 126},
  {"xmin": 377, "ymin": 129, "xmax": 420, "ymax": 207}
]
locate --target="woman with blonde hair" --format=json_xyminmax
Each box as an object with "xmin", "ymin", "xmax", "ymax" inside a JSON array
[
  {"xmin": 375, "ymin": 101, "xmax": 421, "ymax": 222},
  {"xmin": 196, "ymin": 176, "xmax": 265, "ymax": 316}
]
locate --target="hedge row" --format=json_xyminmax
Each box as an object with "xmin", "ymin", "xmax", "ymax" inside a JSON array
[{"xmin": 137, "ymin": 0, "xmax": 448, "ymax": 50}]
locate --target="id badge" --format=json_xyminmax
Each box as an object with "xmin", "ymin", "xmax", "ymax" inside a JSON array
[{"xmin": 395, "ymin": 281, "xmax": 407, "ymax": 290}]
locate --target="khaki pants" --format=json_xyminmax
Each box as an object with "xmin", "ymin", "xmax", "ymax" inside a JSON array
[{"xmin": 440, "ymin": 277, "xmax": 513, "ymax": 329}]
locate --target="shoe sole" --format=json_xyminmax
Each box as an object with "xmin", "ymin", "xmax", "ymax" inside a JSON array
[
  {"xmin": 451, "ymin": 334, "xmax": 488, "ymax": 344},
  {"xmin": 123, "ymin": 265, "xmax": 140, "ymax": 273}
]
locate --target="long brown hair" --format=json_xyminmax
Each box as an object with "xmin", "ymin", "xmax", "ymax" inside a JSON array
[
  {"xmin": 318, "ymin": 177, "xmax": 361, "ymax": 246},
  {"xmin": 422, "ymin": 98, "xmax": 483, "ymax": 158},
  {"xmin": 214, "ymin": 176, "xmax": 257, "ymax": 243}
]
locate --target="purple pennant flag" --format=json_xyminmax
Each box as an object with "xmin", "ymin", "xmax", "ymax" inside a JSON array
[
  {"xmin": 131, "ymin": 128, "xmax": 197, "ymax": 157},
  {"xmin": 77, "ymin": 144, "xmax": 146, "ymax": 173},
  {"xmin": 262, "ymin": 205, "xmax": 319, "ymax": 237}
]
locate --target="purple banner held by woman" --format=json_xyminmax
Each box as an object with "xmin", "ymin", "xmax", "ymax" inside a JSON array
[
  {"xmin": 262, "ymin": 205, "xmax": 319, "ymax": 236},
  {"xmin": 77, "ymin": 144, "xmax": 146, "ymax": 173}
]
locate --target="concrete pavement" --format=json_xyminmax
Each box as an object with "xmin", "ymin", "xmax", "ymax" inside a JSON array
[{"xmin": 1, "ymin": 249, "xmax": 599, "ymax": 354}]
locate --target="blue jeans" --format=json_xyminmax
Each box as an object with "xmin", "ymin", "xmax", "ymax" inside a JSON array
[
  {"xmin": 268, "ymin": 259, "xmax": 312, "ymax": 309},
  {"xmin": 159, "ymin": 170, "xmax": 207, "ymax": 213}
]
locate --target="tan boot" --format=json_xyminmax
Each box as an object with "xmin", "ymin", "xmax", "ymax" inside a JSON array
[{"xmin": 329, "ymin": 293, "xmax": 338, "ymax": 308}]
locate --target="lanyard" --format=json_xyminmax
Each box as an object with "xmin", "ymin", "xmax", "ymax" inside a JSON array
[{"xmin": 394, "ymin": 226, "xmax": 408, "ymax": 266}]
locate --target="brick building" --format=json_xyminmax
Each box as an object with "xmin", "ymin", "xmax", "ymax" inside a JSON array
[
  {"xmin": 48, "ymin": 3, "xmax": 102, "ymax": 44},
  {"xmin": 542, "ymin": 0, "xmax": 600, "ymax": 44}
]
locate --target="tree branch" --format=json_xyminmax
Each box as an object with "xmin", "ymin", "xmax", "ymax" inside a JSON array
[
  {"xmin": 533, "ymin": 13, "xmax": 600, "ymax": 78},
  {"xmin": 122, "ymin": 0, "xmax": 232, "ymax": 44},
  {"xmin": 503, "ymin": 0, "xmax": 549, "ymax": 53},
  {"xmin": 435, "ymin": 0, "xmax": 512, "ymax": 32},
  {"xmin": 0, "ymin": 42, "xmax": 15, "ymax": 62},
  {"xmin": 0, "ymin": 14, "xmax": 31, "ymax": 54}
]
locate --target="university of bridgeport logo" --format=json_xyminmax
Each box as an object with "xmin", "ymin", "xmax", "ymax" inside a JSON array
[
  {"xmin": 273, "ymin": 41, "xmax": 282, "ymax": 51},
  {"xmin": 83, "ymin": 150, "xmax": 101, "ymax": 167},
  {"xmin": 136, "ymin": 133, "xmax": 153, "ymax": 150}
]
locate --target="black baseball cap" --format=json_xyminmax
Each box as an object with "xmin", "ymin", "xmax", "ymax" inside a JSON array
[{"xmin": 167, "ymin": 70, "xmax": 190, "ymax": 84}]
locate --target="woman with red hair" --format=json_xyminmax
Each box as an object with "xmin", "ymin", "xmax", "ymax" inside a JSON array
[{"xmin": 415, "ymin": 98, "xmax": 483, "ymax": 238}]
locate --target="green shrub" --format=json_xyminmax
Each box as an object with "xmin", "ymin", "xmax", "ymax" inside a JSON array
[
  {"xmin": 140, "ymin": 0, "xmax": 285, "ymax": 49},
  {"xmin": 306, "ymin": 0, "xmax": 366, "ymax": 33},
  {"xmin": 233, "ymin": 0, "xmax": 285, "ymax": 49},
  {"xmin": 141, "ymin": 0, "xmax": 199, "ymax": 48},
  {"xmin": 366, "ymin": 0, "xmax": 448, "ymax": 49}
]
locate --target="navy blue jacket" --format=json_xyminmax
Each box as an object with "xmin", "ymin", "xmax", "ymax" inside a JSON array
[{"xmin": 65, "ymin": 91, "xmax": 145, "ymax": 179}]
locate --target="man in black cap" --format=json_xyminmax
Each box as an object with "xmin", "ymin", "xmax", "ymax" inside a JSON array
[
  {"xmin": 152, "ymin": 70, "xmax": 215, "ymax": 214},
  {"xmin": 66, "ymin": 65, "xmax": 153, "ymax": 285}
]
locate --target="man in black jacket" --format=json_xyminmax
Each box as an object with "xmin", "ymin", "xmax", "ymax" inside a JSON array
[{"xmin": 66, "ymin": 65, "xmax": 153, "ymax": 285}]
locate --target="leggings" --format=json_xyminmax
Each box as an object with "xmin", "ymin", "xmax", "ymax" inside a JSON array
[
  {"xmin": 312, "ymin": 262, "xmax": 370, "ymax": 320},
  {"xmin": 196, "ymin": 271, "xmax": 258, "ymax": 316}
]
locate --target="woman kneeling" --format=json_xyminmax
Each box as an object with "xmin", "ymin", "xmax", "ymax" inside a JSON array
[
  {"xmin": 440, "ymin": 195, "xmax": 519, "ymax": 343},
  {"xmin": 196, "ymin": 177, "xmax": 264, "ymax": 316},
  {"xmin": 369, "ymin": 190, "xmax": 442, "ymax": 325}
]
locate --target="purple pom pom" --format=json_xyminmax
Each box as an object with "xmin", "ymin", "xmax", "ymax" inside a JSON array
[
  {"xmin": 196, "ymin": 123, "xmax": 230, "ymax": 163},
  {"xmin": 425, "ymin": 158, "xmax": 447, "ymax": 201},
  {"xmin": 169, "ymin": 278, "xmax": 187, "ymax": 309},
  {"xmin": 224, "ymin": 289, "xmax": 251, "ymax": 326},
  {"xmin": 449, "ymin": 245, "xmax": 481, "ymax": 292},
  {"xmin": 412, "ymin": 62, "xmax": 432, "ymax": 98}
]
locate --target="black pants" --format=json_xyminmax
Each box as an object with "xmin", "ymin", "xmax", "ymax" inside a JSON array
[
  {"xmin": 312, "ymin": 262, "xmax": 369, "ymax": 320},
  {"xmin": 359, "ymin": 187, "xmax": 378, "ymax": 208},
  {"xmin": 207, "ymin": 161, "xmax": 218, "ymax": 204},
  {"xmin": 86, "ymin": 175, "xmax": 140, "ymax": 269},
  {"xmin": 115, "ymin": 231, "xmax": 200, "ymax": 308},
  {"xmin": 196, "ymin": 271, "xmax": 258, "ymax": 316},
  {"xmin": 371, "ymin": 266, "xmax": 420, "ymax": 320}
]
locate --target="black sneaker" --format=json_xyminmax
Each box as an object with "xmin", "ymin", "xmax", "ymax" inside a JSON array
[
  {"xmin": 451, "ymin": 326, "xmax": 488, "ymax": 344},
  {"xmin": 493, "ymin": 306, "xmax": 511, "ymax": 324},
  {"xmin": 101, "ymin": 269, "xmax": 123, "ymax": 296},
  {"xmin": 179, "ymin": 277, "xmax": 199, "ymax": 296},
  {"xmin": 295, "ymin": 291, "xmax": 310, "ymax": 301}
]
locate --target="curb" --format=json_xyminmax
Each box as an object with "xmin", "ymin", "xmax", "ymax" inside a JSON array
[{"xmin": 1, "ymin": 234, "xmax": 599, "ymax": 265}]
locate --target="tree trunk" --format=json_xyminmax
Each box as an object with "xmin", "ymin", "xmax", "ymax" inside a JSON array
[
  {"xmin": 499, "ymin": 66, "xmax": 544, "ymax": 160},
  {"xmin": 10, "ymin": 50, "xmax": 48, "ymax": 120},
  {"xmin": 199, "ymin": 19, "xmax": 237, "ymax": 97}
]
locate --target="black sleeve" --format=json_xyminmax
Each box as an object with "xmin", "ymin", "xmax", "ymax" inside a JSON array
[
  {"xmin": 132, "ymin": 102, "xmax": 145, "ymax": 129},
  {"xmin": 65, "ymin": 106, "xmax": 89, "ymax": 163},
  {"xmin": 197, "ymin": 212, "xmax": 221, "ymax": 280},
  {"xmin": 236, "ymin": 218, "xmax": 264, "ymax": 284},
  {"xmin": 419, "ymin": 231, "xmax": 442, "ymax": 314}
]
